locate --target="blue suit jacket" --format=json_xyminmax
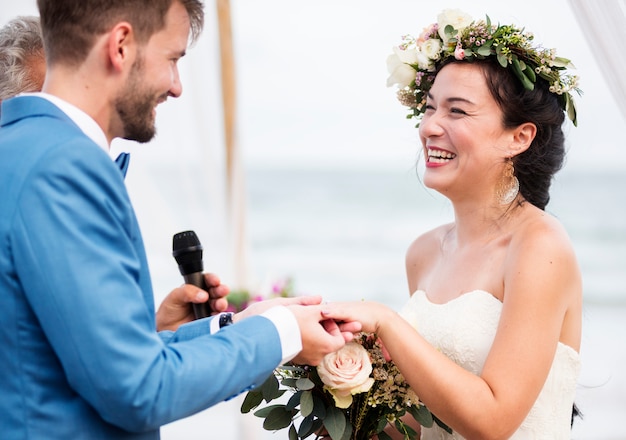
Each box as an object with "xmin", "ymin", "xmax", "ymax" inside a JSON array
[{"xmin": 0, "ymin": 97, "xmax": 282, "ymax": 439}]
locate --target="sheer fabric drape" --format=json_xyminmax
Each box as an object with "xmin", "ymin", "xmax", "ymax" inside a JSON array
[{"xmin": 568, "ymin": 0, "xmax": 626, "ymax": 121}]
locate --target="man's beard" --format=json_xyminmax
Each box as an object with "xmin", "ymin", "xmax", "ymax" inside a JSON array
[{"xmin": 115, "ymin": 58, "xmax": 161, "ymax": 143}]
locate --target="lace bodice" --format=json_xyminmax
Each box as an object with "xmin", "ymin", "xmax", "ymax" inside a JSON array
[{"xmin": 399, "ymin": 290, "xmax": 580, "ymax": 440}]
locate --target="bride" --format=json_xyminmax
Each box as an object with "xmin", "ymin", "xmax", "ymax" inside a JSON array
[{"xmin": 322, "ymin": 10, "xmax": 582, "ymax": 440}]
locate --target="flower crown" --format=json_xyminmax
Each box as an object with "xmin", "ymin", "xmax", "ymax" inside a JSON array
[{"xmin": 386, "ymin": 9, "xmax": 581, "ymax": 126}]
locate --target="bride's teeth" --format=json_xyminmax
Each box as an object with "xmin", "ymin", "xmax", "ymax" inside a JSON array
[{"xmin": 428, "ymin": 149, "xmax": 456, "ymax": 162}]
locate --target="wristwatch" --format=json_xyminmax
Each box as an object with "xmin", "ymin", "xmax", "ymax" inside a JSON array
[{"xmin": 218, "ymin": 312, "xmax": 234, "ymax": 328}]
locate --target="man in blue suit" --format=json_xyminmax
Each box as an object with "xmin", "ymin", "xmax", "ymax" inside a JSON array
[
  {"xmin": 0, "ymin": 1, "xmax": 359, "ymax": 438},
  {"xmin": 0, "ymin": 14, "xmax": 212, "ymax": 331}
]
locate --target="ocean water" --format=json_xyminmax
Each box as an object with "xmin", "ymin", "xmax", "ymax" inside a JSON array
[
  {"xmin": 245, "ymin": 166, "xmax": 626, "ymax": 308},
  {"xmin": 162, "ymin": 165, "xmax": 626, "ymax": 439}
]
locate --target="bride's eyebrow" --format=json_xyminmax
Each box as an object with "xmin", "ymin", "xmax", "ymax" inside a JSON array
[{"xmin": 426, "ymin": 91, "xmax": 475, "ymax": 106}]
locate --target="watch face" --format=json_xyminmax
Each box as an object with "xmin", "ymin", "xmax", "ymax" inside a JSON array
[{"xmin": 219, "ymin": 312, "xmax": 234, "ymax": 328}]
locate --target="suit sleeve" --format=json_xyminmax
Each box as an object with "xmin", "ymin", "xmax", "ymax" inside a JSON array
[{"xmin": 11, "ymin": 140, "xmax": 285, "ymax": 432}]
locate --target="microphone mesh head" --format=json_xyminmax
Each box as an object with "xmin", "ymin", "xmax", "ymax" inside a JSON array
[{"xmin": 172, "ymin": 230, "xmax": 203, "ymax": 274}]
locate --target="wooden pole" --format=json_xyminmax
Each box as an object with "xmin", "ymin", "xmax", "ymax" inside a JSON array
[
  {"xmin": 215, "ymin": 0, "xmax": 249, "ymax": 289},
  {"xmin": 216, "ymin": 0, "xmax": 236, "ymax": 188}
]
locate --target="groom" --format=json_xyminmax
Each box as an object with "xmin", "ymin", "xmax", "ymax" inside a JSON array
[{"xmin": 0, "ymin": 0, "xmax": 359, "ymax": 438}]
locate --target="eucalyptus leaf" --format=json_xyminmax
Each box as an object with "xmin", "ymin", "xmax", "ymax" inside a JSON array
[
  {"xmin": 298, "ymin": 415, "xmax": 314, "ymax": 438},
  {"xmin": 259, "ymin": 374, "xmax": 281, "ymax": 401},
  {"xmin": 339, "ymin": 423, "xmax": 352, "ymax": 440},
  {"xmin": 312, "ymin": 394, "xmax": 327, "ymax": 419},
  {"xmin": 511, "ymin": 56, "xmax": 523, "ymax": 76},
  {"xmin": 254, "ymin": 404, "xmax": 286, "ymax": 418},
  {"xmin": 566, "ymin": 93, "xmax": 578, "ymax": 126},
  {"xmin": 552, "ymin": 56, "xmax": 574, "ymax": 68},
  {"xmin": 282, "ymin": 378, "xmax": 298, "ymax": 388},
  {"xmin": 476, "ymin": 44, "xmax": 492, "ymax": 57},
  {"xmin": 377, "ymin": 432, "xmax": 393, "ymax": 440},
  {"xmin": 408, "ymin": 404, "xmax": 434, "ymax": 428},
  {"xmin": 300, "ymin": 390, "xmax": 314, "ymax": 417},
  {"xmin": 299, "ymin": 417, "xmax": 323, "ymax": 439},
  {"xmin": 324, "ymin": 407, "xmax": 347, "ymax": 440},
  {"xmin": 376, "ymin": 415, "xmax": 388, "ymax": 433},
  {"xmin": 496, "ymin": 51, "xmax": 508, "ymax": 68},
  {"xmin": 394, "ymin": 419, "xmax": 418, "ymax": 439},
  {"xmin": 433, "ymin": 415, "xmax": 453, "ymax": 434},
  {"xmin": 511, "ymin": 56, "xmax": 534, "ymax": 90},
  {"xmin": 286, "ymin": 390, "xmax": 303, "ymax": 411},
  {"xmin": 263, "ymin": 406, "xmax": 295, "ymax": 431},
  {"xmin": 296, "ymin": 377, "xmax": 315, "ymax": 390},
  {"xmin": 444, "ymin": 24, "xmax": 455, "ymax": 41},
  {"xmin": 288, "ymin": 424, "xmax": 298, "ymax": 440},
  {"xmin": 240, "ymin": 391, "xmax": 264, "ymax": 413},
  {"xmin": 523, "ymin": 65, "xmax": 536, "ymax": 83}
]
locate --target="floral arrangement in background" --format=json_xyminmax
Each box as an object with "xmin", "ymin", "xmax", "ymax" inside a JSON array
[
  {"xmin": 226, "ymin": 277, "xmax": 296, "ymax": 313},
  {"xmin": 386, "ymin": 9, "xmax": 581, "ymax": 126},
  {"xmin": 241, "ymin": 332, "xmax": 450, "ymax": 440}
]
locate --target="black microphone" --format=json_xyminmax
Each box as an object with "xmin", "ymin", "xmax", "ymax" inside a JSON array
[{"xmin": 172, "ymin": 230, "xmax": 211, "ymax": 319}]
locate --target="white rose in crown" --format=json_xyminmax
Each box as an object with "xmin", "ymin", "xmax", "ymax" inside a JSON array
[
  {"xmin": 317, "ymin": 342, "xmax": 375, "ymax": 408},
  {"xmin": 437, "ymin": 8, "xmax": 472, "ymax": 44},
  {"xmin": 386, "ymin": 50, "xmax": 418, "ymax": 88},
  {"xmin": 420, "ymin": 38, "xmax": 442, "ymax": 61}
]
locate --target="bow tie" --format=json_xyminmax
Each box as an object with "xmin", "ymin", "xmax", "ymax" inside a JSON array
[{"xmin": 114, "ymin": 152, "xmax": 131, "ymax": 178}]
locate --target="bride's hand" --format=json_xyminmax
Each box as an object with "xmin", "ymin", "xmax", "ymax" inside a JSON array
[
  {"xmin": 321, "ymin": 301, "xmax": 394, "ymax": 335},
  {"xmin": 234, "ymin": 295, "xmax": 323, "ymax": 322}
]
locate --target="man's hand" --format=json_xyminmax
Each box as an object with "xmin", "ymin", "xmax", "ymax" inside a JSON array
[
  {"xmin": 288, "ymin": 304, "xmax": 362, "ymax": 365},
  {"xmin": 232, "ymin": 295, "xmax": 362, "ymax": 365},
  {"xmin": 156, "ymin": 273, "xmax": 229, "ymax": 331}
]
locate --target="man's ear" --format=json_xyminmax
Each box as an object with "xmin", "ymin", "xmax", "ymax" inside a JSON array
[
  {"xmin": 510, "ymin": 122, "xmax": 537, "ymax": 155},
  {"xmin": 107, "ymin": 22, "xmax": 135, "ymax": 72}
]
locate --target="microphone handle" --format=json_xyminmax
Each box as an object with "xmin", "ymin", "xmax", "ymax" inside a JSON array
[{"xmin": 182, "ymin": 272, "xmax": 211, "ymax": 319}]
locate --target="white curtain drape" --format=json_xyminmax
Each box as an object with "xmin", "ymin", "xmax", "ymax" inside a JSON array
[{"xmin": 568, "ymin": 0, "xmax": 626, "ymax": 122}]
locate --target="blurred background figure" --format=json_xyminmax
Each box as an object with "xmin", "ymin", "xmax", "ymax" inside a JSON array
[{"xmin": 0, "ymin": 16, "xmax": 45, "ymax": 104}]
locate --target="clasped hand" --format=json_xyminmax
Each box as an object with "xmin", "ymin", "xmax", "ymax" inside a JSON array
[{"xmin": 155, "ymin": 274, "xmax": 363, "ymax": 366}]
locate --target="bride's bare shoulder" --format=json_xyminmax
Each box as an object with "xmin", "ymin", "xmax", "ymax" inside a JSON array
[{"xmin": 406, "ymin": 223, "xmax": 452, "ymax": 261}]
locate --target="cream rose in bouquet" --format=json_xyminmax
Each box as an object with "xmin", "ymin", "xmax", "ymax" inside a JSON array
[
  {"xmin": 241, "ymin": 333, "xmax": 450, "ymax": 440},
  {"xmin": 317, "ymin": 342, "xmax": 375, "ymax": 409}
]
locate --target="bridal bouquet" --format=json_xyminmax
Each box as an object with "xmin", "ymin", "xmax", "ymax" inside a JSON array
[{"xmin": 241, "ymin": 333, "xmax": 450, "ymax": 440}]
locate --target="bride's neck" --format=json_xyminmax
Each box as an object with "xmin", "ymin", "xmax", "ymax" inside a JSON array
[{"xmin": 450, "ymin": 199, "xmax": 526, "ymax": 246}]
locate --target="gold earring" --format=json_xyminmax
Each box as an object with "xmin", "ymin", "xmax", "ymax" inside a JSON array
[{"xmin": 497, "ymin": 158, "xmax": 519, "ymax": 205}]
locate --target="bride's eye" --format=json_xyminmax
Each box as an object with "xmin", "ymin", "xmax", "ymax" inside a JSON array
[{"xmin": 450, "ymin": 107, "xmax": 468, "ymax": 115}]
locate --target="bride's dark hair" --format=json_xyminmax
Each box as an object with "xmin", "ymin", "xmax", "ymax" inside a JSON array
[
  {"xmin": 474, "ymin": 58, "xmax": 567, "ymax": 211},
  {"xmin": 477, "ymin": 58, "xmax": 582, "ymax": 424}
]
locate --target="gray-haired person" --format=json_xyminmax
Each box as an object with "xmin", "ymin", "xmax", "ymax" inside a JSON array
[{"xmin": 0, "ymin": 16, "xmax": 45, "ymax": 104}]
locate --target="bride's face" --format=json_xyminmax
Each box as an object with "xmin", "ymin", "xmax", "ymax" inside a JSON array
[{"xmin": 418, "ymin": 63, "xmax": 516, "ymax": 201}]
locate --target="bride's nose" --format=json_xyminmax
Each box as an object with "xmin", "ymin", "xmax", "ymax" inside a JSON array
[{"xmin": 419, "ymin": 110, "xmax": 445, "ymax": 139}]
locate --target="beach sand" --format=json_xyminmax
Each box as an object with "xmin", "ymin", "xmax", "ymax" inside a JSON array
[{"xmin": 161, "ymin": 302, "xmax": 626, "ymax": 440}]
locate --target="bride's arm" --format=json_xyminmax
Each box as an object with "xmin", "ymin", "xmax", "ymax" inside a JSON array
[{"xmin": 323, "ymin": 220, "xmax": 581, "ymax": 440}]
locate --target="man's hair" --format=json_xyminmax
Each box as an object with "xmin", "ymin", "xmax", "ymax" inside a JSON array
[
  {"xmin": 36, "ymin": 0, "xmax": 204, "ymax": 67},
  {"xmin": 0, "ymin": 16, "xmax": 44, "ymax": 101}
]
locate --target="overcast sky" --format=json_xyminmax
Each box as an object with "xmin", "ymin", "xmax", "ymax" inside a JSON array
[{"xmin": 2, "ymin": 0, "xmax": 624, "ymax": 172}]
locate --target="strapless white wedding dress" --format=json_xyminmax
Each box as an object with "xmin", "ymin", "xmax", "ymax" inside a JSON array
[{"xmin": 399, "ymin": 290, "xmax": 580, "ymax": 440}]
